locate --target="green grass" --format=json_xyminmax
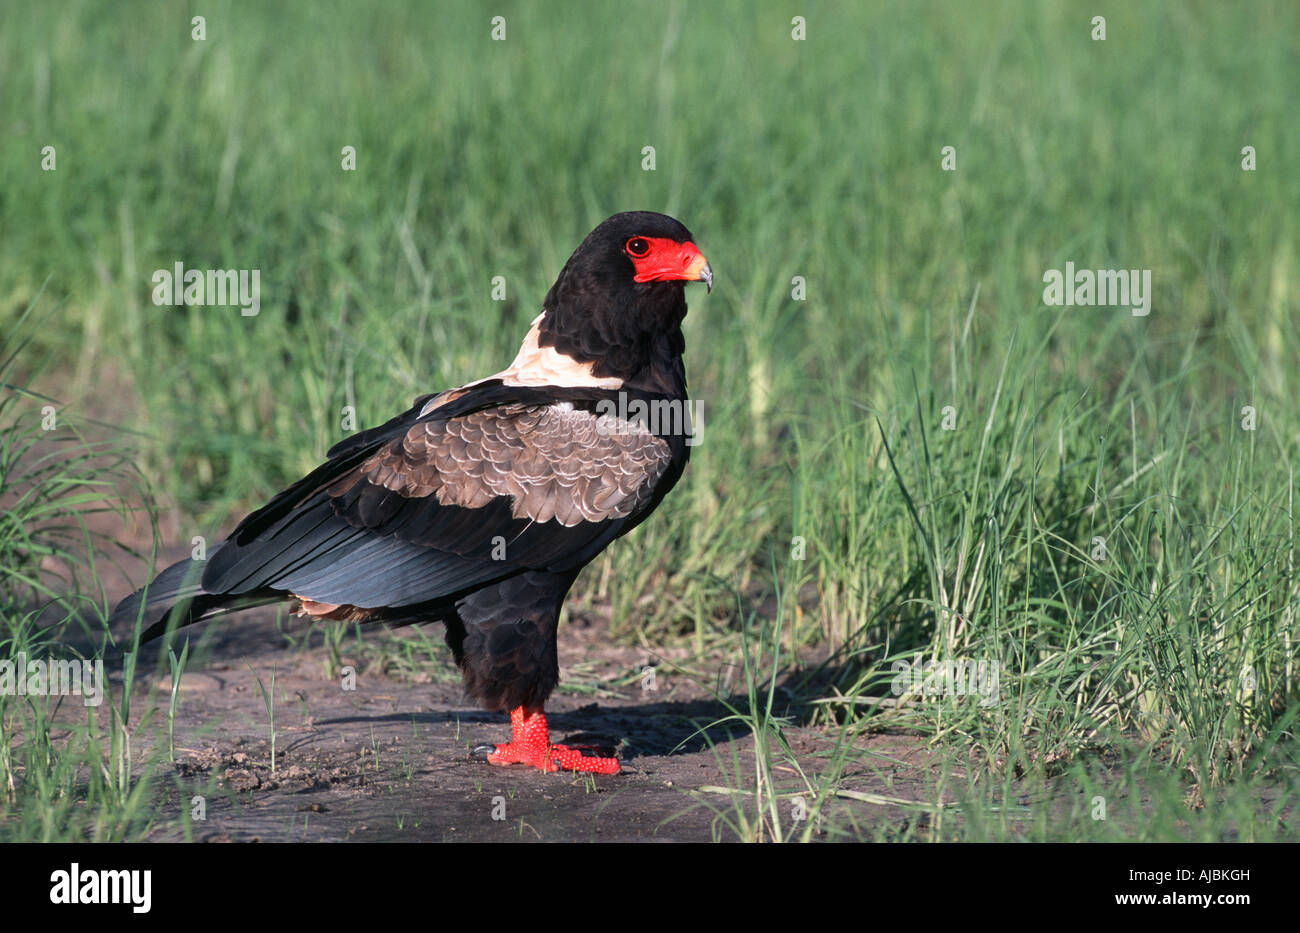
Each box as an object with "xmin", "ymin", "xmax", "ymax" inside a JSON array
[
  {"xmin": 0, "ymin": 297, "xmax": 167, "ymax": 840},
  {"xmin": 2, "ymin": 0, "xmax": 1299, "ymax": 840}
]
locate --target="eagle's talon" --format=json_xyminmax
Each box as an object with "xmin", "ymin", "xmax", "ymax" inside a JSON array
[{"xmin": 483, "ymin": 707, "xmax": 621, "ymax": 774}]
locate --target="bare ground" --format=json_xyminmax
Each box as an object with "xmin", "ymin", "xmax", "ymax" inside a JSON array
[
  {"xmin": 23, "ymin": 526, "xmax": 928, "ymax": 842},
  {"xmin": 31, "ymin": 522, "xmax": 1282, "ymax": 844},
  {"xmin": 33, "ymin": 540, "xmax": 1283, "ymax": 843},
  {"xmin": 106, "ymin": 609, "xmax": 944, "ymax": 843}
]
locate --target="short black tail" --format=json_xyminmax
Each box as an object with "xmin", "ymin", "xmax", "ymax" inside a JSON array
[{"xmin": 109, "ymin": 549, "xmax": 283, "ymax": 644}]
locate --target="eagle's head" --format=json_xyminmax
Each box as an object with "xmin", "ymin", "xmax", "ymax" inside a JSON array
[{"xmin": 538, "ymin": 212, "xmax": 711, "ymax": 380}]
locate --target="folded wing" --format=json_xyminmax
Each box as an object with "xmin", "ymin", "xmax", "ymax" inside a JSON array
[{"xmin": 198, "ymin": 389, "xmax": 677, "ymax": 612}]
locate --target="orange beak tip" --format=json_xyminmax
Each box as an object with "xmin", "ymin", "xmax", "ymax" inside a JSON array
[{"xmin": 684, "ymin": 251, "xmax": 713, "ymax": 292}]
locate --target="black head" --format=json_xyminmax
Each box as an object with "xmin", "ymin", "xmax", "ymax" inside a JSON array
[{"xmin": 539, "ymin": 211, "xmax": 711, "ymax": 380}]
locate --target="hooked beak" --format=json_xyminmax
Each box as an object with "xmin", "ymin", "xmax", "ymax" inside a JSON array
[{"xmin": 683, "ymin": 250, "xmax": 713, "ymax": 293}]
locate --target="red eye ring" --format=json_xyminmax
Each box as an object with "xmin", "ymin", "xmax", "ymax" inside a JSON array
[{"xmin": 625, "ymin": 237, "xmax": 650, "ymax": 258}]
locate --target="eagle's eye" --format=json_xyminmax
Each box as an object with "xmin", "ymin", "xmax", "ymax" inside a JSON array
[{"xmin": 625, "ymin": 237, "xmax": 650, "ymax": 258}]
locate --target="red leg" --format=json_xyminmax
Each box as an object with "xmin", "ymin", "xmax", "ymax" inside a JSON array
[{"xmin": 486, "ymin": 706, "xmax": 620, "ymax": 775}]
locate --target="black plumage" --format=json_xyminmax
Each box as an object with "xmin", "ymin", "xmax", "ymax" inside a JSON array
[{"xmin": 111, "ymin": 212, "xmax": 711, "ymax": 771}]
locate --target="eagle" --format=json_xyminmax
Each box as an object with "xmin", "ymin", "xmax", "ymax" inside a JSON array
[{"xmin": 111, "ymin": 211, "xmax": 711, "ymax": 774}]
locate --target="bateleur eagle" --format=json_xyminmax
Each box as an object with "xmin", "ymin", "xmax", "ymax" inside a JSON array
[{"xmin": 111, "ymin": 211, "xmax": 711, "ymax": 775}]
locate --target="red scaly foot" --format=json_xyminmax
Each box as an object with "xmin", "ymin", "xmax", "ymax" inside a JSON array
[{"xmin": 484, "ymin": 706, "xmax": 621, "ymax": 775}]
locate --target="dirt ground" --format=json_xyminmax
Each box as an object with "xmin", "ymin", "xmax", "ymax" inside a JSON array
[
  {"xmin": 94, "ymin": 612, "xmax": 935, "ymax": 843},
  {"xmin": 63, "ymin": 540, "xmax": 937, "ymax": 843},
  {"xmin": 30, "ymin": 530, "xmax": 1291, "ymax": 845}
]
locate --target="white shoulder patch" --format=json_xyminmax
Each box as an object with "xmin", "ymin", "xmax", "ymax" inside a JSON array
[
  {"xmin": 421, "ymin": 313, "xmax": 624, "ymax": 418},
  {"xmin": 495, "ymin": 314, "xmax": 624, "ymax": 389}
]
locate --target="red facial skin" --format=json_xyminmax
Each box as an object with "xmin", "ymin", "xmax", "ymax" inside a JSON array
[
  {"xmin": 486, "ymin": 705, "xmax": 621, "ymax": 774},
  {"xmin": 626, "ymin": 237, "xmax": 709, "ymax": 284}
]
